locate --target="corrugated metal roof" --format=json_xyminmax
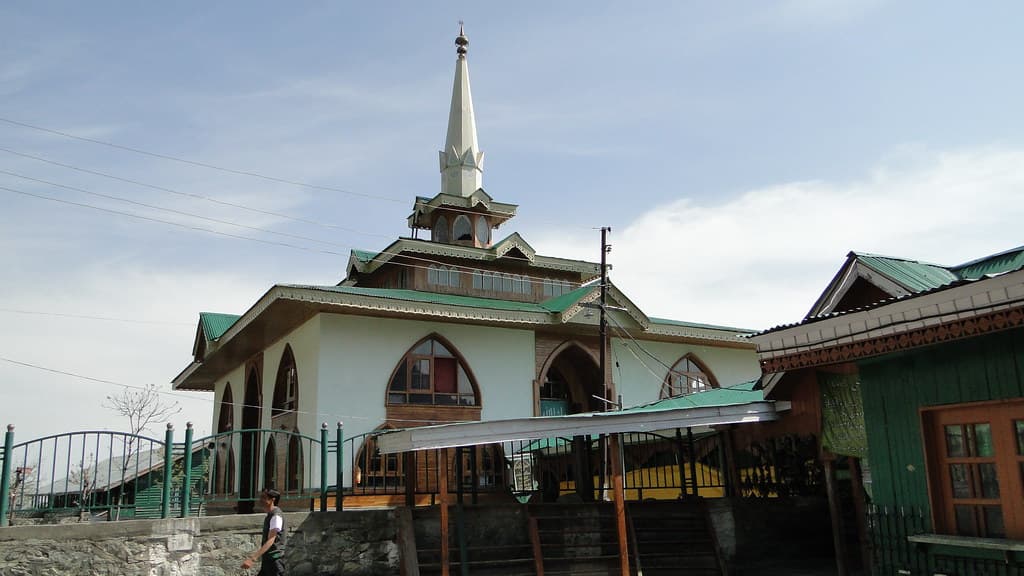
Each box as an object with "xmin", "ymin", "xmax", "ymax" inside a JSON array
[
  {"xmin": 855, "ymin": 254, "xmax": 958, "ymax": 292},
  {"xmin": 619, "ymin": 380, "xmax": 762, "ymax": 413},
  {"xmin": 283, "ymin": 285, "xmax": 553, "ymax": 313},
  {"xmin": 351, "ymin": 249, "xmax": 380, "ymax": 263},
  {"xmin": 951, "ymin": 246, "xmax": 1024, "ymax": 280},
  {"xmin": 649, "ymin": 317, "xmax": 755, "ymax": 334},
  {"xmin": 538, "ymin": 285, "xmax": 593, "ymax": 313},
  {"xmin": 199, "ymin": 312, "xmax": 240, "ymax": 341}
]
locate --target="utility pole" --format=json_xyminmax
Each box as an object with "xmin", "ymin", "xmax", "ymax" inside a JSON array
[{"xmin": 599, "ymin": 226, "xmax": 611, "ymax": 402}]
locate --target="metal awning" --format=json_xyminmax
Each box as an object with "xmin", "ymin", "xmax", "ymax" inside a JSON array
[{"xmin": 375, "ymin": 400, "xmax": 788, "ymax": 454}]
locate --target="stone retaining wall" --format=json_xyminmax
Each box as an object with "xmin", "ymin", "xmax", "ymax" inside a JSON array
[{"xmin": 0, "ymin": 510, "xmax": 399, "ymax": 576}]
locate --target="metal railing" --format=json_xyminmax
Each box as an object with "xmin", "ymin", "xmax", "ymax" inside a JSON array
[{"xmin": 0, "ymin": 422, "xmax": 346, "ymax": 526}]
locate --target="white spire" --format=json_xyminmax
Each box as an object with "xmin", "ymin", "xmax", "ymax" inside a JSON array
[{"xmin": 439, "ymin": 24, "xmax": 484, "ymax": 197}]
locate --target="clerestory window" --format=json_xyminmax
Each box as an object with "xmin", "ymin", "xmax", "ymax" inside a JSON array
[{"xmin": 661, "ymin": 355, "xmax": 717, "ymax": 398}]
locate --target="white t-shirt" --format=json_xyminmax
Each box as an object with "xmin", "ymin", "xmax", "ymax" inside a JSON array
[{"xmin": 269, "ymin": 513, "xmax": 283, "ymax": 532}]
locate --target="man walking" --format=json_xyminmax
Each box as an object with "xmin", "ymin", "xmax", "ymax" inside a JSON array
[{"xmin": 242, "ymin": 488, "xmax": 286, "ymax": 575}]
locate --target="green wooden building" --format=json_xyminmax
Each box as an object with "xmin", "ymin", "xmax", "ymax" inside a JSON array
[{"xmin": 751, "ymin": 246, "xmax": 1024, "ymax": 575}]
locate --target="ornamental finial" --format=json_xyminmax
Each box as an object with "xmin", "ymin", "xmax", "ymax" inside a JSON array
[{"xmin": 456, "ymin": 22, "xmax": 468, "ymax": 57}]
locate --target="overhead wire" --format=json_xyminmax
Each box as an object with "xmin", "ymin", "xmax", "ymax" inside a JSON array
[
  {"xmin": 0, "ymin": 119, "xmax": 596, "ymax": 227},
  {"xmin": 0, "ymin": 355, "xmax": 470, "ymax": 427},
  {"xmin": 0, "ymin": 182, "xmax": 591, "ymax": 288},
  {"xmin": 0, "ymin": 308, "xmax": 193, "ymax": 326}
]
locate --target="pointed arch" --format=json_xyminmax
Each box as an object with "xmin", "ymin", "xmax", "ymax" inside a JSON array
[
  {"xmin": 453, "ymin": 215, "xmax": 472, "ymax": 242},
  {"xmin": 217, "ymin": 383, "xmax": 234, "ymax": 433},
  {"xmin": 433, "ymin": 215, "xmax": 450, "ymax": 243},
  {"xmin": 239, "ymin": 362, "xmax": 262, "ymax": 512},
  {"xmin": 537, "ymin": 340, "xmax": 602, "ymax": 414},
  {"xmin": 661, "ymin": 353, "xmax": 718, "ymax": 398},
  {"xmin": 386, "ymin": 334, "xmax": 480, "ymax": 407},
  {"xmin": 263, "ymin": 437, "xmax": 277, "ymax": 490},
  {"xmin": 272, "ymin": 345, "xmax": 298, "ymax": 417},
  {"xmin": 286, "ymin": 435, "xmax": 303, "ymax": 492}
]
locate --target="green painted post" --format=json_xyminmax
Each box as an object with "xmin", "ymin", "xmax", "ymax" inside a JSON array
[
  {"xmin": 319, "ymin": 423, "xmax": 328, "ymax": 512},
  {"xmin": 161, "ymin": 424, "xmax": 174, "ymax": 519},
  {"xmin": 181, "ymin": 423, "xmax": 194, "ymax": 518},
  {"xmin": 335, "ymin": 422, "xmax": 343, "ymax": 511},
  {"xmin": 0, "ymin": 425, "xmax": 14, "ymax": 527}
]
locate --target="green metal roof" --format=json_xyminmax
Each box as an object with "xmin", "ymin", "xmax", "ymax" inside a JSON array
[
  {"xmin": 351, "ymin": 249, "xmax": 380, "ymax": 263},
  {"xmin": 649, "ymin": 317, "xmax": 756, "ymax": 334},
  {"xmin": 855, "ymin": 254, "xmax": 959, "ymax": 292},
  {"xmin": 284, "ymin": 285, "xmax": 553, "ymax": 313},
  {"xmin": 619, "ymin": 380, "xmax": 762, "ymax": 413},
  {"xmin": 199, "ymin": 312, "xmax": 240, "ymax": 341},
  {"xmin": 951, "ymin": 246, "xmax": 1024, "ymax": 280},
  {"xmin": 538, "ymin": 285, "xmax": 594, "ymax": 313}
]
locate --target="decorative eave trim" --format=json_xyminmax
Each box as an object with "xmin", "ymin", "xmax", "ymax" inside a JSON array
[
  {"xmin": 493, "ymin": 233, "xmax": 536, "ymax": 263},
  {"xmin": 644, "ymin": 322, "xmax": 757, "ymax": 345},
  {"xmin": 351, "ymin": 238, "xmax": 599, "ymax": 276},
  {"xmin": 277, "ymin": 286, "xmax": 553, "ymax": 326},
  {"xmin": 558, "ymin": 284, "xmax": 651, "ymax": 330},
  {"xmin": 808, "ymin": 255, "xmax": 911, "ymax": 318},
  {"xmin": 407, "ymin": 191, "xmax": 518, "ymax": 229},
  {"xmin": 754, "ymin": 269, "xmax": 1024, "ymax": 373}
]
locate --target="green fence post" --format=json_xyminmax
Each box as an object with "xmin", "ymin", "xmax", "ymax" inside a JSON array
[
  {"xmin": 0, "ymin": 425, "xmax": 14, "ymax": 527},
  {"xmin": 320, "ymin": 423, "xmax": 328, "ymax": 512},
  {"xmin": 161, "ymin": 424, "xmax": 174, "ymax": 519},
  {"xmin": 335, "ymin": 422, "xmax": 343, "ymax": 512},
  {"xmin": 181, "ymin": 423, "xmax": 193, "ymax": 518}
]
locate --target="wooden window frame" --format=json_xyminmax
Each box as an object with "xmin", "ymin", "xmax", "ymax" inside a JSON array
[
  {"xmin": 386, "ymin": 336, "xmax": 479, "ymax": 407},
  {"xmin": 661, "ymin": 354, "xmax": 718, "ymax": 399},
  {"xmin": 922, "ymin": 399, "xmax": 1024, "ymax": 540}
]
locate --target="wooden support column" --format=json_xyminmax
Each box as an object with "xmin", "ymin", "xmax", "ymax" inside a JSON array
[
  {"xmin": 720, "ymin": 427, "xmax": 739, "ymax": 497},
  {"xmin": 823, "ymin": 457, "xmax": 848, "ymax": 576},
  {"xmin": 404, "ymin": 451, "xmax": 417, "ymax": 507},
  {"xmin": 439, "ymin": 449, "xmax": 450, "ymax": 576},
  {"xmin": 609, "ymin": 433, "xmax": 630, "ymax": 576}
]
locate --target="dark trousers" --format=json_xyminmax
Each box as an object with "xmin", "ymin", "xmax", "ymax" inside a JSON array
[{"xmin": 257, "ymin": 557, "xmax": 285, "ymax": 576}]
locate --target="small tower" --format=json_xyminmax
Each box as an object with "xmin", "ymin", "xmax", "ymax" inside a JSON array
[{"xmin": 408, "ymin": 25, "xmax": 518, "ymax": 248}]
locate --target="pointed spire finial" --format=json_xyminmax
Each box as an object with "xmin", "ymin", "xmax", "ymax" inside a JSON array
[{"xmin": 456, "ymin": 21, "xmax": 468, "ymax": 58}]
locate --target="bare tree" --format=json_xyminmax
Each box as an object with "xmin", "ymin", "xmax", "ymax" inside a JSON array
[{"xmin": 103, "ymin": 384, "xmax": 181, "ymax": 519}]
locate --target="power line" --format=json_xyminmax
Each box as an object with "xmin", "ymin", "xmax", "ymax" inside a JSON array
[
  {"xmin": 0, "ymin": 169, "xmax": 357, "ymax": 249},
  {"xmin": 0, "ymin": 182, "xmax": 591, "ymax": 287},
  {"xmin": 0, "ymin": 146, "xmax": 393, "ymax": 239},
  {"xmin": 0, "ymin": 355, "xmax": 469, "ymax": 426},
  {"xmin": 0, "ymin": 308, "xmax": 193, "ymax": 326},
  {"xmin": 0, "ymin": 117, "xmax": 405, "ymax": 204}
]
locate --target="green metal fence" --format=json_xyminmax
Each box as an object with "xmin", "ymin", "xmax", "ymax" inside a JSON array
[{"xmin": 0, "ymin": 422, "xmax": 345, "ymax": 526}]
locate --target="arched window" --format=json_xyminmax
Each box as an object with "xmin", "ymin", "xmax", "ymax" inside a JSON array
[
  {"xmin": 475, "ymin": 215, "xmax": 490, "ymax": 245},
  {"xmin": 272, "ymin": 346, "xmax": 298, "ymax": 417},
  {"xmin": 453, "ymin": 215, "xmax": 472, "ymax": 242},
  {"xmin": 217, "ymin": 384, "xmax": 234, "ymax": 433},
  {"xmin": 387, "ymin": 336, "xmax": 478, "ymax": 406},
  {"xmin": 286, "ymin": 436, "xmax": 302, "ymax": 492},
  {"xmin": 661, "ymin": 355, "xmax": 718, "ymax": 398},
  {"xmin": 264, "ymin": 438, "xmax": 277, "ymax": 489},
  {"xmin": 433, "ymin": 215, "xmax": 449, "ymax": 243}
]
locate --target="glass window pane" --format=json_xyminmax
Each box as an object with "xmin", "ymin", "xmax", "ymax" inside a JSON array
[
  {"xmin": 390, "ymin": 362, "xmax": 407, "ymax": 391},
  {"xmin": 475, "ymin": 216, "xmax": 489, "ymax": 245},
  {"xmin": 436, "ymin": 394, "xmax": 458, "ymax": 406},
  {"xmin": 483, "ymin": 274, "xmax": 493, "ymax": 291},
  {"xmin": 949, "ymin": 464, "xmax": 970, "ymax": 498},
  {"xmin": 449, "ymin": 269, "xmax": 460, "ymax": 287},
  {"xmin": 434, "ymin": 341, "xmax": 452, "ymax": 357},
  {"xmin": 388, "ymin": 393, "xmax": 407, "ymax": 404},
  {"xmin": 945, "ymin": 425, "xmax": 966, "ymax": 457},
  {"xmin": 454, "ymin": 216, "xmax": 472, "ymax": 241},
  {"xmin": 979, "ymin": 463, "xmax": 1000, "ymax": 498},
  {"xmin": 413, "ymin": 341, "xmax": 432, "ymax": 355},
  {"xmin": 457, "ymin": 367, "xmax": 472, "ymax": 394},
  {"xmin": 983, "ymin": 506, "xmax": 1005, "ymax": 538},
  {"xmin": 472, "ymin": 271, "xmax": 481, "ymax": 289},
  {"xmin": 428, "ymin": 266, "xmax": 438, "ymax": 285},
  {"xmin": 502, "ymin": 275, "xmax": 512, "ymax": 292},
  {"xmin": 973, "ymin": 423, "xmax": 994, "ymax": 457},
  {"xmin": 409, "ymin": 394, "xmax": 432, "ymax": 404},
  {"xmin": 954, "ymin": 505, "xmax": 977, "ymax": 536},
  {"xmin": 411, "ymin": 359, "xmax": 431, "ymax": 389},
  {"xmin": 1015, "ymin": 420, "xmax": 1024, "ymax": 455}
]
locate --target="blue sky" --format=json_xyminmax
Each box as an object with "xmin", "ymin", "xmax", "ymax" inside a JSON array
[{"xmin": 2, "ymin": 1, "xmax": 1024, "ymax": 440}]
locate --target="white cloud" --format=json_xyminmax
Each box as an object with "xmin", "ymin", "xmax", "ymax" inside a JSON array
[
  {"xmin": 530, "ymin": 146, "xmax": 1024, "ymax": 331},
  {"xmin": 0, "ymin": 265, "xmax": 270, "ymax": 443}
]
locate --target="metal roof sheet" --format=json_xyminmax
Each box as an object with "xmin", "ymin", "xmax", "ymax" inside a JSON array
[
  {"xmin": 199, "ymin": 312, "xmax": 240, "ymax": 341},
  {"xmin": 619, "ymin": 380, "xmax": 762, "ymax": 413},
  {"xmin": 952, "ymin": 246, "xmax": 1024, "ymax": 280},
  {"xmin": 649, "ymin": 317, "xmax": 756, "ymax": 334},
  {"xmin": 283, "ymin": 285, "xmax": 553, "ymax": 313},
  {"xmin": 855, "ymin": 254, "xmax": 958, "ymax": 292}
]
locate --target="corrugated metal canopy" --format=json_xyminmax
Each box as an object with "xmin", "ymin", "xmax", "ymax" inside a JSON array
[{"xmin": 375, "ymin": 400, "xmax": 787, "ymax": 454}]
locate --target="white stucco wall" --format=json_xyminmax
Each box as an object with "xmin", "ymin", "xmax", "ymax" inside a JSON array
[
  {"xmin": 317, "ymin": 314, "xmax": 536, "ymax": 444},
  {"xmin": 610, "ymin": 337, "xmax": 760, "ymax": 407},
  {"xmin": 261, "ymin": 315, "xmax": 321, "ymax": 437}
]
